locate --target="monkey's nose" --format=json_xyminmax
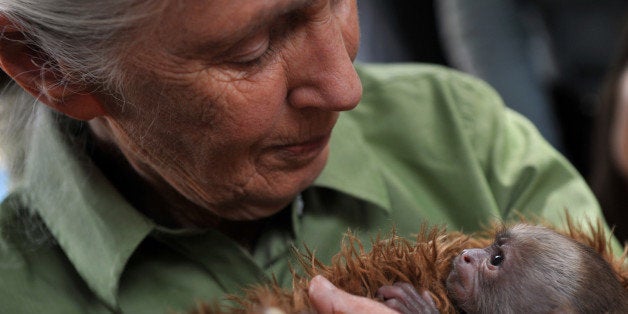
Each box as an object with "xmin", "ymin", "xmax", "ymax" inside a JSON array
[
  {"xmin": 459, "ymin": 248, "xmax": 487, "ymax": 266},
  {"xmin": 461, "ymin": 250, "xmax": 474, "ymax": 264}
]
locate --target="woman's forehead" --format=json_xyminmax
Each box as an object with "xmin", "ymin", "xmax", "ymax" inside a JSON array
[
  {"xmin": 158, "ymin": 0, "xmax": 314, "ymax": 54},
  {"xmin": 167, "ymin": 0, "xmax": 312, "ymax": 33}
]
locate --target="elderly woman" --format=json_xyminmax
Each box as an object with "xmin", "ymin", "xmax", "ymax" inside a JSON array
[{"xmin": 0, "ymin": 1, "xmax": 612, "ymax": 313}]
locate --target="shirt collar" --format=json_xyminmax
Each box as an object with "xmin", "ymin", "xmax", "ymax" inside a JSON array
[
  {"xmin": 22, "ymin": 109, "xmax": 154, "ymax": 309},
  {"xmin": 314, "ymin": 109, "xmax": 392, "ymax": 214}
]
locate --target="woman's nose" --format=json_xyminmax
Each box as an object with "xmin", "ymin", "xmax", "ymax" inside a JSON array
[{"xmin": 285, "ymin": 4, "xmax": 362, "ymax": 112}]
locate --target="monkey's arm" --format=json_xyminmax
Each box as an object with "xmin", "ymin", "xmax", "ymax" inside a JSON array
[{"xmin": 377, "ymin": 282, "xmax": 439, "ymax": 314}]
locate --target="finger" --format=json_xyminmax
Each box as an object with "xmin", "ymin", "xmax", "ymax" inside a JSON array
[
  {"xmin": 382, "ymin": 297, "xmax": 410, "ymax": 313},
  {"xmin": 396, "ymin": 282, "xmax": 431, "ymax": 313},
  {"xmin": 420, "ymin": 290, "xmax": 437, "ymax": 310},
  {"xmin": 378, "ymin": 282, "xmax": 440, "ymax": 313},
  {"xmin": 395, "ymin": 282, "xmax": 425, "ymax": 305},
  {"xmin": 377, "ymin": 285, "xmax": 406, "ymax": 301}
]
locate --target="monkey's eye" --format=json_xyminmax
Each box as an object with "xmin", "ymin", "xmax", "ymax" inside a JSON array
[{"xmin": 490, "ymin": 253, "xmax": 504, "ymax": 266}]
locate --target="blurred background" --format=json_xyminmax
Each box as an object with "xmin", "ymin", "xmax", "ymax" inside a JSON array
[
  {"xmin": 0, "ymin": 156, "xmax": 5, "ymax": 200},
  {"xmin": 1, "ymin": 0, "xmax": 627, "ymax": 200},
  {"xmin": 356, "ymin": 0, "xmax": 628, "ymax": 179}
]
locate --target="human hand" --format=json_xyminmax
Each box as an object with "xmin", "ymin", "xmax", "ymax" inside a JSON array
[{"xmin": 308, "ymin": 275, "xmax": 400, "ymax": 314}]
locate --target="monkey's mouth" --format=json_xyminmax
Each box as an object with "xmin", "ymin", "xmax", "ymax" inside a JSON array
[
  {"xmin": 446, "ymin": 268, "xmax": 472, "ymax": 304},
  {"xmin": 446, "ymin": 270, "xmax": 461, "ymax": 294},
  {"xmin": 447, "ymin": 271, "xmax": 476, "ymax": 313}
]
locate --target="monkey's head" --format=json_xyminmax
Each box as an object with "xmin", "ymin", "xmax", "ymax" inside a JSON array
[{"xmin": 446, "ymin": 224, "xmax": 627, "ymax": 313}]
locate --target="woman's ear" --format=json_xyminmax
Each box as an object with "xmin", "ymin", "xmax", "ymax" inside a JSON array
[{"xmin": 0, "ymin": 15, "xmax": 106, "ymax": 121}]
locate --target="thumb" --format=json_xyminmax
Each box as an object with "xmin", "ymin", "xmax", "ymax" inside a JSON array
[
  {"xmin": 308, "ymin": 275, "xmax": 341, "ymax": 313},
  {"xmin": 308, "ymin": 275, "xmax": 399, "ymax": 314}
]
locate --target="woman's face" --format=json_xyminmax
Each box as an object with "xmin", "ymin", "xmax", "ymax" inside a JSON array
[{"xmin": 96, "ymin": 0, "xmax": 362, "ymax": 221}]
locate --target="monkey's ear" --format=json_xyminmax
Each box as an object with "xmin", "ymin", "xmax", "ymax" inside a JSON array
[{"xmin": 0, "ymin": 15, "xmax": 106, "ymax": 121}]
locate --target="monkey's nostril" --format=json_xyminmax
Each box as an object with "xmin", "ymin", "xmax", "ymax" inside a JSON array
[{"xmin": 461, "ymin": 251, "xmax": 473, "ymax": 263}]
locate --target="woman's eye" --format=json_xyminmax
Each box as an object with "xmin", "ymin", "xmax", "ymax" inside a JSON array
[
  {"xmin": 490, "ymin": 253, "xmax": 504, "ymax": 266},
  {"xmin": 230, "ymin": 40, "xmax": 270, "ymax": 64}
]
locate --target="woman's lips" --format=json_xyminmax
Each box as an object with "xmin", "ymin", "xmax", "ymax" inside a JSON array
[{"xmin": 273, "ymin": 134, "xmax": 331, "ymax": 157}]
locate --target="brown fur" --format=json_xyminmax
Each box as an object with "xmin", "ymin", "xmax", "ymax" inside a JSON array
[{"xmin": 194, "ymin": 219, "xmax": 628, "ymax": 313}]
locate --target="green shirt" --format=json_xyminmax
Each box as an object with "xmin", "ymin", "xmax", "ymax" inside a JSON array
[{"xmin": 0, "ymin": 64, "xmax": 606, "ymax": 313}]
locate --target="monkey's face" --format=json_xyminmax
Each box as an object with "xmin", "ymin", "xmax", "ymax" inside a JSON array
[
  {"xmin": 445, "ymin": 234, "xmax": 511, "ymax": 312},
  {"xmin": 446, "ymin": 224, "xmax": 590, "ymax": 313},
  {"xmin": 381, "ymin": 224, "xmax": 627, "ymax": 313}
]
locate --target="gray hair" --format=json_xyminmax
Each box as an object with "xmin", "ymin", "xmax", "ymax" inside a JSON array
[
  {"xmin": 0, "ymin": 1, "xmax": 168, "ymax": 185},
  {"xmin": 0, "ymin": 1, "xmax": 168, "ymax": 89}
]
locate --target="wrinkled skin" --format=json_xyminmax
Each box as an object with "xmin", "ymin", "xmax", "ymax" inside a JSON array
[{"xmin": 88, "ymin": 0, "xmax": 363, "ymax": 229}]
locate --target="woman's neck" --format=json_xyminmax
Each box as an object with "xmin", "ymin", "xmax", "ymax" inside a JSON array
[{"xmin": 86, "ymin": 120, "xmax": 267, "ymax": 249}]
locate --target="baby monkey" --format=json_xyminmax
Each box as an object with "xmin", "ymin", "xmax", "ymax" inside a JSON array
[{"xmin": 377, "ymin": 224, "xmax": 628, "ymax": 313}]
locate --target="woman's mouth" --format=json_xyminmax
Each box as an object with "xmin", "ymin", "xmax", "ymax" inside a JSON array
[{"xmin": 274, "ymin": 134, "xmax": 331, "ymax": 157}]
